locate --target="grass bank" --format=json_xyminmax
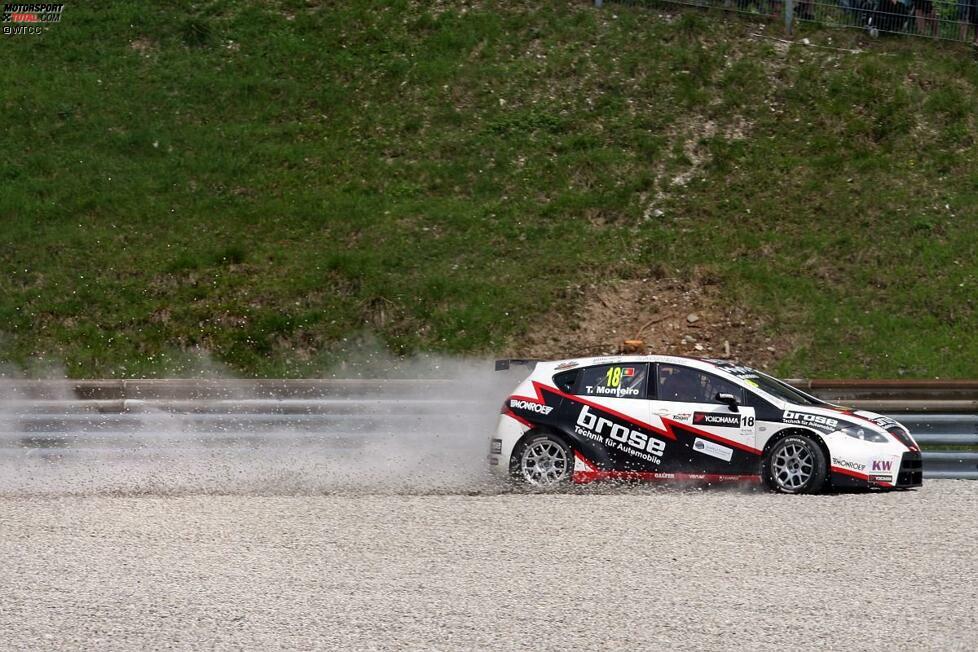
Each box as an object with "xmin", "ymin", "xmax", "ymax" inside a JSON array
[{"xmin": 2, "ymin": 1, "xmax": 977, "ymax": 377}]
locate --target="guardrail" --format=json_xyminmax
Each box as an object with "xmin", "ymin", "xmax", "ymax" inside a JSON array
[
  {"xmin": 796, "ymin": 379, "xmax": 978, "ymax": 478},
  {"xmin": 1, "ymin": 379, "xmax": 976, "ymax": 479}
]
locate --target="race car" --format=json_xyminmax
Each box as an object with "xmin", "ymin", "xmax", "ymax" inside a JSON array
[{"xmin": 490, "ymin": 356, "xmax": 923, "ymax": 493}]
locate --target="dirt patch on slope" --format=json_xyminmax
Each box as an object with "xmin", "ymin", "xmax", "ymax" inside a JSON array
[{"xmin": 514, "ymin": 277, "xmax": 789, "ymax": 368}]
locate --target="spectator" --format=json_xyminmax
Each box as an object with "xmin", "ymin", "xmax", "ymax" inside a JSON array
[
  {"xmin": 877, "ymin": 0, "xmax": 912, "ymax": 33},
  {"xmin": 797, "ymin": 0, "xmax": 815, "ymax": 19},
  {"xmin": 961, "ymin": 0, "xmax": 978, "ymax": 44},
  {"xmin": 913, "ymin": 0, "xmax": 938, "ymax": 36}
]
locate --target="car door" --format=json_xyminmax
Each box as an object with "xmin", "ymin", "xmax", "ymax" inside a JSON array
[
  {"xmin": 566, "ymin": 362, "xmax": 663, "ymax": 470},
  {"xmin": 651, "ymin": 363, "xmax": 757, "ymax": 472}
]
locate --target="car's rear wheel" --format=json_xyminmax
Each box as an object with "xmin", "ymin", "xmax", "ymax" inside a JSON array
[
  {"xmin": 511, "ymin": 433, "xmax": 573, "ymax": 487},
  {"xmin": 764, "ymin": 434, "xmax": 827, "ymax": 494}
]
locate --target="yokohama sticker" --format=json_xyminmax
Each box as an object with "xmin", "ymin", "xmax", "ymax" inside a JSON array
[
  {"xmin": 692, "ymin": 412, "xmax": 741, "ymax": 428},
  {"xmin": 693, "ymin": 437, "xmax": 733, "ymax": 462}
]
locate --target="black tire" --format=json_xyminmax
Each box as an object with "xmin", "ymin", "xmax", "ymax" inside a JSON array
[
  {"xmin": 509, "ymin": 432, "xmax": 573, "ymax": 487},
  {"xmin": 763, "ymin": 434, "xmax": 828, "ymax": 494}
]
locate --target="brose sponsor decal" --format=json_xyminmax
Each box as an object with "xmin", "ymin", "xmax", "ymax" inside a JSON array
[
  {"xmin": 783, "ymin": 410, "xmax": 839, "ymax": 430},
  {"xmin": 693, "ymin": 437, "xmax": 733, "ymax": 462},
  {"xmin": 832, "ymin": 457, "xmax": 866, "ymax": 472},
  {"xmin": 693, "ymin": 412, "xmax": 741, "ymax": 428},
  {"xmin": 509, "ymin": 399, "xmax": 553, "ymax": 415},
  {"xmin": 576, "ymin": 405, "xmax": 666, "ymax": 462}
]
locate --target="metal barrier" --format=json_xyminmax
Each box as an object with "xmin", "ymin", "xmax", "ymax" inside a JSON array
[
  {"xmin": 1, "ymin": 379, "xmax": 976, "ymax": 479},
  {"xmin": 799, "ymin": 0, "xmax": 975, "ymax": 41},
  {"xmin": 788, "ymin": 379, "xmax": 978, "ymax": 478},
  {"xmin": 604, "ymin": 0, "xmax": 777, "ymax": 19},
  {"xmin": 600, "ymin": 0, "xmax": 978, "ymax": 43}
]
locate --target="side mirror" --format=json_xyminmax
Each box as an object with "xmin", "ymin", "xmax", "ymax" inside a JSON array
[{"xmin": 715, "ymin": 392, "xmax": 739, "ymax": 412}]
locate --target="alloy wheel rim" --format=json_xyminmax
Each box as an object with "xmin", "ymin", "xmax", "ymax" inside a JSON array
[
  {"xmin": 772, "ymin": 442, "xmax": 814, "ymax": 491},
  {"xmin": 520, "ymin": 440, "xmax": 569, "ymax": 486}
]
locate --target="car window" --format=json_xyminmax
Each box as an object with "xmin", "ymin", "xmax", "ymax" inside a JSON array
[
  {"xmin": 656, "ymin": 364, "xmax": 744, "ymax": 404},
  {"xmin": 576, "ymin": 363, "xmax": 648, "ymax": 399},
  {"xmin": 744, "ymin": 390, "xmax": 781, "ymax": 421},
  {"xmin": 728, "ymin": 369, "xmax": 824, "ymax": 406},
  {"xmin": 552, "ymin": 369, "xmax": 578, "ymax": 393}
]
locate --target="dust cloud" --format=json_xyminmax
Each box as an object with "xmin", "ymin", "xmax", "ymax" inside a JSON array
[{"xmin": 0, "ymin": 352, "xmax": 525, "ymax": 496}]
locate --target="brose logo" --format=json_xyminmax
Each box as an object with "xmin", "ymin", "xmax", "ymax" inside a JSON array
[
  {"xmin": 693, "ymin": 412, "xmax": 740, "ymax": 428},
  {"xmin": 576, "ymin": 405, "xmax": 666, "ymax": 459},
  {"xmin": 783, "ymin": 410, "xmax": 838, "ymax": 430},
  {"xmin": 509, "ymin": 399, "xmax": 553, "ymax": 415}
]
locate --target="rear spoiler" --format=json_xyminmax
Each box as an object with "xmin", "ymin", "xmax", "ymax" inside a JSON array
[{"xmin": 494, "ymin": 359, "xmax": 539, "ymax": 372}]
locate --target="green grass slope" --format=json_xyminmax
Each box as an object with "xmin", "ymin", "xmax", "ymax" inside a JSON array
[{"xmin": 2, "ymin": 1, "xmax": 978, "ymax": 377}]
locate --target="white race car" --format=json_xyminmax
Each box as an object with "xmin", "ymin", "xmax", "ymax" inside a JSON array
[{"xmin": 490, "ymin": 356, "xmax": 923, "ymax": 493}]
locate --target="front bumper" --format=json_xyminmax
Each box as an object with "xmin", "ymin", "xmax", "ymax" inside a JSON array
[{"xmin": 896, "ymin": 451, "xmax": 923, "ymax": 487}]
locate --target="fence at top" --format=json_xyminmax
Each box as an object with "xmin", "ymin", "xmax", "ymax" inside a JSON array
[{"xmin": 600, "ymin": 0, "xmax": 978, "ymax": 43}]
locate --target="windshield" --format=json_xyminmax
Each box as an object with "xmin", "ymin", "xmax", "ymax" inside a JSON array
[
  {"xmin": 709, "ymin": 361, "xmax": 825, "ymax": 406},
  {"xmin": 740, "ymin": 371, "xmax": 824, "ymax": 406}
]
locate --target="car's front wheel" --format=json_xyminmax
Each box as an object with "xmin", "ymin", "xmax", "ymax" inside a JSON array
[
  {"xmin": 763, "ymin": 434, "xmax": 828, "ymax": 494},
  {"xmin": 511, "ymin": 433, "xmax": 573, "ymax": 487}
]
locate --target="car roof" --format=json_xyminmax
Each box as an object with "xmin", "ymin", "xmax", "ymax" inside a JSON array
[
  {"xmin": 536, "ymin": 354, "xmax": 760, "ymax": 384},
  {"xmin": 533, "ymin": 355, "xmax": 789, "ymax": 406},
  {"xmin": 541, "ymin": 354, "xmax": 744, "ymax": 371}
]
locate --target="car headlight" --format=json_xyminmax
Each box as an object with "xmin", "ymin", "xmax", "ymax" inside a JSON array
[
  {"xmin": 839, "ymin": 424, "xmax": 889, "ymax": 443},
  {"xmin": 883, "ymin": 424, "xmax": 918, "ymax": 450}
]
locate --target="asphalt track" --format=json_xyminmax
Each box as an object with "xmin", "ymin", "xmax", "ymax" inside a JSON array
[{"xmin": 1, "ymin": 481, "xmax": 977, "ymax": 650}]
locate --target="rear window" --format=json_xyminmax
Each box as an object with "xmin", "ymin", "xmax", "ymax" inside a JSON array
[
  {"xmin": 552, "ymin": 369, "xmax": 578, "ymax": 393},
  {"xmin": 576, "ymin": 363, "xmax": 648, "ymax": 399}
]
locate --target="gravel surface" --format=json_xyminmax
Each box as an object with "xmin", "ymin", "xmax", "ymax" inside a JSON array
[{"xmin": 1, "ymin": 482, "xmax": 977, "ymax": 651}]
